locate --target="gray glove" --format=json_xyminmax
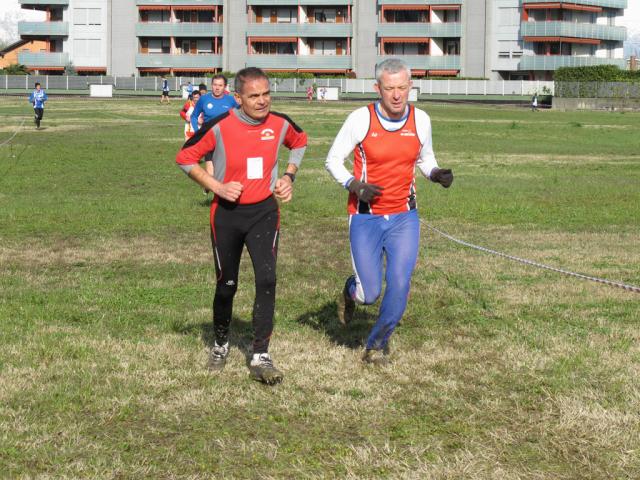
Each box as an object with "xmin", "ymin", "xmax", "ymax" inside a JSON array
[
  {"xmin": 430, "ymin": 168, "xmax": 453, "ymax": 188},
  {"xmin": 348, "ymin": 179, "xmax": 384, "ymax": 203}
]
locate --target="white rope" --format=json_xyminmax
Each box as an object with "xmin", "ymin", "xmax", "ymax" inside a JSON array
[
  {"xmin": 423, "ymin": 221, "xmax": 640, "ymax": 294},
  {"xmin": 0, "ymin": 119, "xmax": 26, "ymax": 147}
]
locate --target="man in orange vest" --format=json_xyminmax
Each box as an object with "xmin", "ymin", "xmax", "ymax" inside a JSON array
[{"xmin": 325, "ymin": 58, "xmax": 454, "ymax": 365}]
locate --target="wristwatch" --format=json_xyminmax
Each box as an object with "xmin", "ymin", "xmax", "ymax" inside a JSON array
[{"xmin": 283, "ymin": 172, "xmax": 296, "ymax": 183}]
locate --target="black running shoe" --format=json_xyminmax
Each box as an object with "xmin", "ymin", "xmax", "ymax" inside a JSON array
[
  {"xmin": 249, "ymin": 353, "xmax": 283, "ymax": 385},
  {"xmin": 207, "ymin": 342, "xmax": 229, "ymax": 372},
  {"xmin": 337, "ymin": 275, "xmax": 356, "ymax": 325}
]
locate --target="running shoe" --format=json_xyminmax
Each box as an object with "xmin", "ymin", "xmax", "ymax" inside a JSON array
[
  {"xmin": 337, "ymin": 275, "xmax": 356, "ymax": 325},
  {"xmin": 249, "ymin": 353, "xmax": 283, "ymax": 385},
  {"xmin": 207, "ymin": 341, "xmax": 229, "ymax": 371},
  {"xmin": 362, "ymin": 348, "xmax": 391, "ymax": 366}
]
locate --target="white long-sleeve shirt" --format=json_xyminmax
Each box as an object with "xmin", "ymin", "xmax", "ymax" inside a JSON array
[{"xmin": 325, "ymin": 103, "xmax": 439, "ymax": 187}]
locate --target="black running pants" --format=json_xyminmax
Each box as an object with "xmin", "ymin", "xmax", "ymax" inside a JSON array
[{"xmin": 210, "ymin": 196, "xmax": 279, "ymax": 354}]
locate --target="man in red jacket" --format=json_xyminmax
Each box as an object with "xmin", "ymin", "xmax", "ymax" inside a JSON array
[
  {"xmin": 179, "ymin": 90, "xmax": 201, "ymax": 141},
  {"xmin": 176, "ymin": 67, "xmax": 307, "ymax": 385}
]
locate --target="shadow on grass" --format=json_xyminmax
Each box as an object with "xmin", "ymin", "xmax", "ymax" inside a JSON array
[{"xmin": 296, "ymin": 301, "xmax": 377, "ymax": 350}]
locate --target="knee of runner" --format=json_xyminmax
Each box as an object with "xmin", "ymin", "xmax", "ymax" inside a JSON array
[
  {"xmin": 356, "ymin": 284, "xmax": 381, "ymax": 305},
  {"xmin": 215, "ymin": 281, "xmax": 237, "ymax": 300},
  {"xmin": 255, "ymin": 272, "xmax": 276, "ymax": 294}
]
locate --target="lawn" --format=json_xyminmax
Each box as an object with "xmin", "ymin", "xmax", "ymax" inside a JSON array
[{"xmin": 1, "ymin": 96, "xmax": 639, "ymax": 478}]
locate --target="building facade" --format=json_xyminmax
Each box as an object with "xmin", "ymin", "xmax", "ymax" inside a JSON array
[{"xmin": 18, "ymin": 0, "xmax": 627, "ymax": 79}]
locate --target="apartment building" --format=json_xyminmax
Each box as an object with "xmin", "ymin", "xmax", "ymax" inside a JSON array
[{"xmin": 18, "ymin": 0, "xmax": 627, "ymax": 80}]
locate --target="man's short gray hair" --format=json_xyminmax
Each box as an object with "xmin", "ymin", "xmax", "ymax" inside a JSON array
[{"xmin": 375, "ymin": 58, "xmax": 412, "ymax": 82}]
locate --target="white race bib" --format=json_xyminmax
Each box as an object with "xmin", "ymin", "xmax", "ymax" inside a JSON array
[{"xmin": 247, "ymin": 157, "xmax": 263, "ymax": 179}]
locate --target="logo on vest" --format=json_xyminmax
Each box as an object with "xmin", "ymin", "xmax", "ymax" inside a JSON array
[
  {"xmin": 261, "ymin": 128, "xmax": 275, "ymax": 141},
  {"xmin": 207, "ymin": 103, "xmax": 213, "ymax": 109},
  {"xmin": 400, "ymin": 129, "xmax": 416, "ymax": 137},
  {"xmin": 370, "ymin": 132, "xmax": 378, "ymax": 138}
]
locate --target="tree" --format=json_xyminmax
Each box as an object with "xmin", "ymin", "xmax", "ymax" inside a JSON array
[{"xmin": 0, "ymin": 63, "xmax": 29, "ymax": 75}]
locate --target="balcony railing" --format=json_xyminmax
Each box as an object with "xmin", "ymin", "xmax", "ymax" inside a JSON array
[
  {"xmin": 377, "ymin": 54, "xmax": 460, "ymax": 70},
  {"xmin": 18, "ymin": 21, "xmax": 69, "ymax": 37},
  {"xmin": 135, "ymin": 53, "xmax": 222, "ymax": 68},
  {"xmin": 19, "ymin": 0, "xmax": 68, "ymax": 5},
  {"xmin": 519, "ymin": 55, "xmax": 626, "ymax": 70},
  {"xmin": 378, "ymin": 22, "xmax": 461, "ymax": 38},
  {"xmin": 246, "ymin": 23, "xmax": 352, "ymax": 37},
  {"xmin": 136, "ymin": 22, "xmax": 223, "ymax": 37},
  {"xmin": 18, "ymin": 51, "xmax": 69, "ymax": 67},
  {"xmin": 379, "ymin": 0, "xmax": 463, "ymax": 5},
  {"xmin": 246, "ymin": 55, "xmax": 352, "ymax": 70},
  {"xmin": 137, "ymin": 0, "xmax": 222, "ymax": 5},
  {"xmin": 521, "ymin": 21, "xmax": 626, "ymax": 42},
  {"xmin": 522, "ymin": 0, "xmax": 626, "ymax": 8}
]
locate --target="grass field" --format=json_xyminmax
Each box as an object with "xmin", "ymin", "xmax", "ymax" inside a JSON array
[{"xmin": 1, "ymin": 96, "xmax": 639, "ymax": 479}]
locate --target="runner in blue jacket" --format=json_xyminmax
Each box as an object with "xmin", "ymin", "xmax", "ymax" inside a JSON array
[{"xmin": 28, "ymin": 82, "xmax": 48, "ymax": 129}]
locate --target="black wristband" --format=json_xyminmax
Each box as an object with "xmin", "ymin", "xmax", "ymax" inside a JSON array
[{"xmin": 283, "ymin": 172, "xmax": 296, "ymax": 183}]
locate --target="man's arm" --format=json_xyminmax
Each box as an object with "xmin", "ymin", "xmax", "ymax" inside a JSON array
[
  {"xmin": 190, "ymin": 97, "xmax": 204, "ymax": 131},
  {"xmin": 415, "ymin": 110, "xmax": 453, "ymax": 188},
  {"xmin": 176, "ymin": 124, "xmax": 243, "ymax": 201},
  {"xmin": 179, "ymin": 102, "xmax": 189, "ymax": 121},
  {"xmin": 274, "ymin": 117, "xmax": 308, "ymax": 202},
  {"xmin": 325, "ymin": 108, "xmax": 369, "ymax": 187}
]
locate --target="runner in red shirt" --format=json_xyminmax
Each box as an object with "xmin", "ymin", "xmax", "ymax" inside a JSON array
[
  {"xmin": 179, "ymin": 90, "xmax": 200, "ymax": 141},
  {"xmin": 176, "ymin": 67, "xmax": 307, "ymax": 385}
]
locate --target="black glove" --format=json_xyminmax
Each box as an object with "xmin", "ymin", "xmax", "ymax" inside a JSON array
[
  {"xmin": 348, "ymin": 179, "xmax": 384, "ymax": 203},
  {"xmin": 430, "ymin": 168, "xmax": 454, "ymax": 188}
]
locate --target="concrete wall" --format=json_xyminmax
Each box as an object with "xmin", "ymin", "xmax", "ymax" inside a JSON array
[
  {"xmin": 109, "ymin": 0, "xmax": 137, "ymax": 75},
  {"xmin": 224, "ymin": 0, "xmax": 248, "ymax": 73},
  {"xmin": 354, "ymin": 0, "xmax": 377, "ymax": 78},
  {"xmin": 67, "ymin": 0, "xmax": 109, "ymax": 69},
  {"xmin": 553, "ymin": 97, "xmax": 640, "ymax": 111},
  {"xmin": 463, "ymin": 0, "xmax": 490, "ymax": 78}
]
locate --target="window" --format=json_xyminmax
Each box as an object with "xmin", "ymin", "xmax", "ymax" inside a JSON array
[
  {"xmin": 315, "ymin": 9, "xmax": 336, "ymax": 23},
  {"xmin": 74, "ymin": 8, "xmax": 101, "ymax": 26},
  {"xmin": 197, "ymin": 39, "xmax": 212, "ymax": 54},
  {"xmin": 148, "ymin": 38, "xmax": 170, "ymax": 54},
  {"xmin": 443, "ymin": 10, "xmax": 459, "ymax": 23}
]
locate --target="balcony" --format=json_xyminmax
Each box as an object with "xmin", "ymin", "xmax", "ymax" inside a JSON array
[
  {"xmin": 377, "ymin": 54, "xmax": 460, "ymax": 70},
  {"xmin": 246, "ymin": 55, "xmax": 352, "ymax": 70},
  {"xmin": 247, "ymin": 1, "xmax": 352, "ymax": 5},
  {"xmin": 379, "ymin": 0, "xmax": 463, "ymax": 5},
  {"xmin": 136, "ymin": 53, "xmax": 222, "ymax": 69},
  {"xmin": 18, "ymin": 21, "xmax": 68, "ymax": 37},
  {"xmin": 18, "ymin": 51, "xmax": 69, "ymax": 67},
  {"xmin": 521, "ymin": 0, "xmax": 626, "ymax": 8},
  {"xmin": 247, "ymin": 23, "xmax": 352, "ymax": 37},
  {"xmin": 519, "ymin": 55, "xmax": 626, "ymax": 70},
  {"xmin": 521, "ymin": 21, "xmax": 626, "ymax": 42},
  {"xmin": 136, "ymin": 22, "xmax": 223, "ymax": 37},
  {"xmin": 19, "ymin": 0, "xmax": 68, "ymax": 6},
  {"xmin": 377, "ymin": 22, "xmax": 461, "ymax": 38},
  {"xmin": 137, "ymin": 0, "xmax": 222, "ymax": 5}
]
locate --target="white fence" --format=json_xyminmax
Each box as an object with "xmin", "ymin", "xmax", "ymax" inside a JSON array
[{"xmin": 1, "ymin": 75, "xmax": 554, "ymax": 97}]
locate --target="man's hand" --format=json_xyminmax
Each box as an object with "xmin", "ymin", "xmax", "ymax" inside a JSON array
[
  {"xmin": 213, "ymin": 181, "xmax": 243, "ymax": 202},
  {"xmin": 430, "ymin": 168, "xmax": 454, "ymax": 188},
  {"xmin": 274, "ymin": 176, "xmax": 293, "ymax": 203},
  {"xmin": 348, "ymin": 179, "xmax": 384, "ymax": 203},
  {"xmin": 198, "ymin": 113, "xmax": 204, "ymax": 126}
]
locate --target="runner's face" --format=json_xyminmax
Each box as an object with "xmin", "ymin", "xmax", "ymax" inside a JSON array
[
  {"xmin": 211, "ymin": 79, "xmax": 226, "ymax": 98},
  {"xmin": 235, "ymin": 78, "xmax": 271, "ymax": 121},
  {"xmin": 374, "ymin": 70, "xmax": 412, "ymax": 119},
  {"xmin": 192, "ymin": 92, "xmax": 200, "ymax": 102}
]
